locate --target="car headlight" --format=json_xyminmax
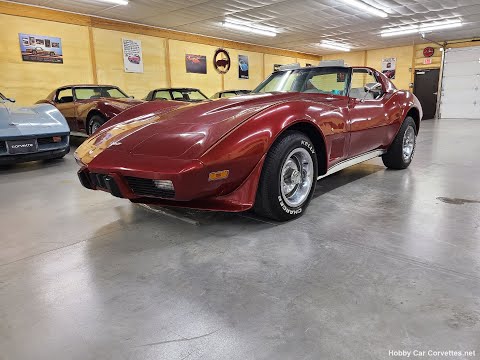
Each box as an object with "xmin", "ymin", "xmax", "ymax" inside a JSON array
[{"xmin": 153, "ymin": 180, "xmax": 174, "ymax": 191}]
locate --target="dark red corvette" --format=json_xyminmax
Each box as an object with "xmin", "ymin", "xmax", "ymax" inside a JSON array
[
  {"xmin": 75, "ymin": 66, "xmax": 422, "ymax": 221},
  {"xmin": 37, "ymin": 85, "xmax": 143, "ymax": 135}
]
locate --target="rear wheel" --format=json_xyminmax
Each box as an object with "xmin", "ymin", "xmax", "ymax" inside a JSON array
[
  {"xmin": 382, "ymin": 116, "xmax": 417, "ymax": 169},
  {"xmin": 88, "ymin": 115, "xmax": 106, "ymax": 135},
  {"xmin": 254, "ymin": 131, "xmax": 318, "ymax": 221}
]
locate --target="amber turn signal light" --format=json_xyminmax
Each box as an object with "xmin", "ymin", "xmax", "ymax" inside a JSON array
[{"xmin": 209, "ymin": 170, "xmax": 229, "ymax": 181}]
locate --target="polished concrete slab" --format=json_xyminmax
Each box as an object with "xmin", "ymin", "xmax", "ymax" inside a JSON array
[{"xmin": 1, "ymin": 119, "xmax": 479, "ymax": 360}]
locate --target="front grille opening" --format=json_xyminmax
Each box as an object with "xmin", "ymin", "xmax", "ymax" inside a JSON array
[
  {"xmin": 0, "ymin": 141, "xmax": 6, "ymax": 153},
  {"xmin": 125, "ymin": 176, "xmax": 175, "ymax": 199}
]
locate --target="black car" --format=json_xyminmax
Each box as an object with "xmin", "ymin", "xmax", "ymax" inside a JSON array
[{"xmin": 144, "ymin": 88, "xmax": 209, "ymax": 102}]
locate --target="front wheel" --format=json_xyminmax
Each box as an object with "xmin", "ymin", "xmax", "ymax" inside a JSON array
[
  {"xmin": 254, "ymin": 131, "xmax": 318, "ymax": 221},
  {"xmin": 88, "ymin": 115, "xmax": 106, "ymax": 135},
  {"xmin": 382, "ymin": 116, "xmax": 417, "ymax": 169}
]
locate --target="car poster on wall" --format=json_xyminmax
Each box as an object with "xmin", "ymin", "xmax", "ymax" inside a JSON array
[
  {"xmin": 122, "ymin": 38, "xmax": 144, "ymax": 73},
  {"xmin": 18, "ymin": 33, "xmax": 63, "ymax": 64},
  {"xmin": 186, "ymin": 54, "xmax": 207, "ymax": 74},
  {"xmin": 239, "ymin": 55, "xmax": 249, "ymax": 79},
  {"xmin": 381, "ymin": 57, "xmax": 396, "ymax": 79}
]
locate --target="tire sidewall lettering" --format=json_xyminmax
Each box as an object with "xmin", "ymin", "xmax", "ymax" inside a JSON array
[{"xmin": 278, "ymin": 196, "xmax": 303, "ymax": 215}]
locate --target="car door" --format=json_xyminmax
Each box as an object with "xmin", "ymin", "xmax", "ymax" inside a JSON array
[
  {"xmin": 54, "ymin": 88, "xmax": 77, "ymax": 131},
  {"xmin": 301, "ymin": 67, "xmax": 351, "ymax": 165},
  {"xmin": 347, "ymin": 68, "xmax": 388, "ymax": 157}
]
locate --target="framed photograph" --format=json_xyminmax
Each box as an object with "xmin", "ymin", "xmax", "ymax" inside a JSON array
[
  {"xmin": 186, "ymin": 54, "xmax": 207, "ymax": 74},
  {"xmin": 19, "ymin": 33, "xmax": 63, "ymax": 64}
]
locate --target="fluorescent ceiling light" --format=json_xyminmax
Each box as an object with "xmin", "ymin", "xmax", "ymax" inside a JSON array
[
  {"xmin": 419, "ymin": 19, "xmax": 462, "ymax": 32},
  {"xmin": 381, "ymin": 19, "xmax": 462, "ymax": 37},
  {"xmin": 380, "ymin": 25, "xmax": 418, "ymax": 37},
  {"xmin": 319, "ymin": 40, "xmax": 351, "ymax": 52},
  {"xmin": 341, "ymin": 0, "xmax": 388, "ymax": 18},
  {"xmin": 96, "ymin": 0, "xmax": 129, "ymax": 5},
  {"xmin": 222, "ymin": 18, "xmax": 277, "ymax": 37}
]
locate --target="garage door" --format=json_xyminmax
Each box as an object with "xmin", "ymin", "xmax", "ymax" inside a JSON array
[{"xmin": 440, "ymin": 47, "xmax": 480, "ymax": 119}]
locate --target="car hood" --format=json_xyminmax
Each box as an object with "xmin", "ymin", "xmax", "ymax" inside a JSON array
[
  {"xmin": 76, "ymin": 92, "xmax": 328, "ymax": 164},
  {"xmin": 0, "ymin": 102, "xmax": 69, "ymax": 137},
  {"xmin": 99, "ymin": 97, "xmax": 144, "ymax": 110}
]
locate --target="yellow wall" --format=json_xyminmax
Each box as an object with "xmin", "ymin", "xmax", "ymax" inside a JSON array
[
  {"xmin": 168, "ymin": 40, "xmax": 221, "ymax": 98},
  {"xmin": 93, "ymin": 28, "xmax": 168, "ymax": 100},
  {"xmin": 264, "ymin": 54, "xmax": 297, "ymax": 76},
  {"xmin": 0, "ymin": 13, "xmax": 93, "ymax": 105},
  {"xmin": 414, "ymin": 43, "xmax": 442, "ymax": 70},
  {"xmin": 0, "ymin": 12, "xmax": 322, "ymax": 105},
  {"xmin": 365, "ymin": 45, "xmax": 413, "ymax": 90},
  {"xmin": 223, "ymin": 48, "xmax": 264, "ymax": 93},
  {"xmin": 322, "ymin": 51, "xmax": 367, "ymax": 67}
]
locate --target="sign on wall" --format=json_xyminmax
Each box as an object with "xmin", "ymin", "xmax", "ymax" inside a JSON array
[
  {"xmin": 186, "ymin": 54, "xmax": 207, "ymax": 74},
  {"xmin": 213, "ymin": 48, "xmax": 231, "ymax": 74},
  {"xmin": 18, "ymin": 33, "xmax": 63, "ymax": 64},
  {"xmin": 122, "ymin": 38, "xmax": 144, "ymax": 73},
  {"xmin": 239, "ymin": 55, "xmax": 249, "ymax": 79},
  {"xmin": 381, "ymin": 57, "xmax": 396, "ymax": 79}
]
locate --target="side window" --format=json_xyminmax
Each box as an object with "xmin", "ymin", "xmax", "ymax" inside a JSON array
[
  {"xmin": 56, "ymin": 88, "xmax": 73, "ymax": 103},
  {"xmin": 350, "ymin": 69, "xmax": 383, "ymax": 100},
  {"xmin": 306, "ymin": 72, "xmax": 348, "ymax": 95},
  {"xmin": 154, "ymin": 91, "xmax": 171, "ymax": 100}
]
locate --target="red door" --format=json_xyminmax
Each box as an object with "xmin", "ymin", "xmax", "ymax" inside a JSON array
[{"xmin": 347, "ymin": 69, "xmax": 389, "ymax": 157}]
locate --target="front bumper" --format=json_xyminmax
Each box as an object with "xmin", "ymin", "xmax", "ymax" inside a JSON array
[
  {"xmin": 0, "ymin": 146, "xmax": 70, "ymax": 165},
  {"xmin": 77, "ymin": 154, "xmax": 266, "ymax": 212}
]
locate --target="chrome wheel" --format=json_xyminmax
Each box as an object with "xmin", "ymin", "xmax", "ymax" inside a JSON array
[
  {"xmin": 280, "ymin": 148, "xmax": 314, "ymax": 208},
  {"xmin": 402, "ymin": 125, "xmax": 415, "ymax": 162},
  {"xmin": 90, "ymin": 122, "xmax": 101, "ymax": 134}
]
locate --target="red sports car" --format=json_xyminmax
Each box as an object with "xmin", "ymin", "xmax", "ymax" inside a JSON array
[
  {"xmin": 75, "ymin": 66, "xmax": 422, "ymax": 221},
  {"xmin": 37, "ymin": 85, "xmax": 143, "ymax": 135}
]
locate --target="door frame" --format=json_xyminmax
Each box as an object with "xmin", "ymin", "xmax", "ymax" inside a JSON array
[{"xmin": 413, "ymin": 68, "xmax": 441, "ymax": 120}]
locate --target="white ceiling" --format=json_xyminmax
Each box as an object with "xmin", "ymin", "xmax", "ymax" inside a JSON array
[{"xmin": 8, "ymin": 0, "xmax": 480, "ymax": 55}]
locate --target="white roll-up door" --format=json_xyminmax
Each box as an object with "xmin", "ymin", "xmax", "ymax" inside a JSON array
[{"xmin": 440, "ymin": 47, "xmax": 480, "ymax": 119}]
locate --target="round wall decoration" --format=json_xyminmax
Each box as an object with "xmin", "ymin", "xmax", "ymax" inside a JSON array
[
  {"xmin": 213, "ymin": 48, "xmax": 231, "ymax": 74},
  {"xmin": 423, "ymin": 47, "xmax": 435, "ymax": 58}
]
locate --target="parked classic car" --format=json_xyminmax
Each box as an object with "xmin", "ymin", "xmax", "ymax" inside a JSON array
[
  {"xmin": 1, "ymin": 92, "xmax": 70, "ymax": 164},
  {"xmin": 128, "ymin": 55, "xmax": 141, "ymax": 64},
  {"xmin": 36, "ymin": 85, "xmax": 143, "ymax": 135},
  {"xmin": 26, "ymin": 46, "xmax": 56, "ymax": 56},
  {"xmin": 144, "ymin": 88, "xmax": 209, "ymax": 102},
  {"xmin": 211, "ymin": 90, "xmax": 251, "ymax": 99},
  {"xmin": 74, "ymin": 66, "xmax": 422, "ymax": 221}
]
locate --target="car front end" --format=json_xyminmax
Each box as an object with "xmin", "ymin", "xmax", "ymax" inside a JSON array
[{"xmin": 0, "ymin": 102, "xmax": 70, "ymax": 164}]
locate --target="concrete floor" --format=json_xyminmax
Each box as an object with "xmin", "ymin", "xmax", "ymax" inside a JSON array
[{"xmin": 1, "ymin": 119, "xmax": 479, "ymax": 360}]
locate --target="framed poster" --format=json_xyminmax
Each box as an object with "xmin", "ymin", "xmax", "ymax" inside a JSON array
[
  {"xmin": 122, "ymin": 38, "xmax": 144, "ymax": 73},
  {"xmin": 18, "ymin": 33, "xmax": 63, "ymax": 64},
  {"xmin": 186, "ymin": 54, "xmax": 207, "ymax": 74},
  {"xmin": 381, "ymin": 57, "xmax": 396, "ymax": 79},
  {"xmin": 239, "ymin": 54, "xmax": 249, "ymax": 79}
]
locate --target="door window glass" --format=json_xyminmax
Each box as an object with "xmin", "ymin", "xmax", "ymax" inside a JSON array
[
  {"xmin": 350, "ymin": 69, "xmax": 382, "ymax": 100},
  {"xmin": 56, "ymin": 88, "xmax": 73, "ymax": 103}
]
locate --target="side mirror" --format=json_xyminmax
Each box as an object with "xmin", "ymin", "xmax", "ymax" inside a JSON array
[{"xmin": 7, "ymin": 98, "xmax": 15, "ymax": 103}]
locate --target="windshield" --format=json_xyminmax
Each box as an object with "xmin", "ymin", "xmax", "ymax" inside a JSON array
[
  {"xmin": 74, "ymin": 87, "xmax": 129, "ymax": 100},
  {"xmin": 253, "ymin": 67, "xmax": 350, "ymax": 96},
  {"xmin": 171, "ymin": 89, "xmax": 208, "ymax": 101}
]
